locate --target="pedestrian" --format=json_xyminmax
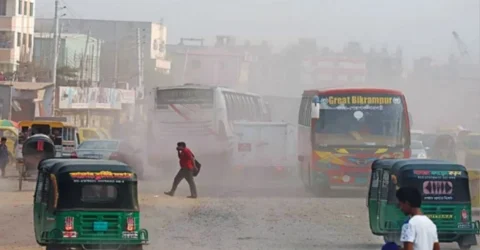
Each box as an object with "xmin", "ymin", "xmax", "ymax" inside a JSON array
[
  {"xmin": 0, "ymin": 137, "xmax": 9, "ymax": 177},
  {"xmin": 397, "ymin": 187, "xmax": 440, "ymax": 250},
  {"xmin": 164, "ymin": 142, "xmax": 198, "ymax": 198}
]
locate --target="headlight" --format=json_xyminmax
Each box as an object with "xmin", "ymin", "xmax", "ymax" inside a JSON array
[{"xmin": 417, "ymin": 153, "xmax": 427, "ymax": 159}]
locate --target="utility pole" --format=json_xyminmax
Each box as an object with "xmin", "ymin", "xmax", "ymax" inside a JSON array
[
  {"xmin": 79, "ymin": 30, "xmax": 90, "ymax": 87},
  {"xmin": 135, "ymin": 28, "xmax": 144, "ymax": 121},
  {"xmin": 113, "ymin": 22, "xmax": 118, "ymax": 88},
  {"xmin": 51, "ymin": 0, "xmax": 60, "ymax": 114},
  {"xmin": 136, "ymin": 28, "xmax": 142, "ymax": 89}
]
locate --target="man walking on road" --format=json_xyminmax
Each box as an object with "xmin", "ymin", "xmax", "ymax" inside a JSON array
[
  {"xmin": 0, "ymin": 137, "xmax": 9, "ymax": 177},
  {"xmin": 164, "ymin": 142, "xmax": 198, "ymax": 198},
  {"xmin": 397, "ymin": 187, "xmax": 440, "ymax": 250}
]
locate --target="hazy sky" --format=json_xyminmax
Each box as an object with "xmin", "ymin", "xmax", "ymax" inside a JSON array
[{"xmin": 36, "ymin": 0, "xmax": 480, "ymax": 63}]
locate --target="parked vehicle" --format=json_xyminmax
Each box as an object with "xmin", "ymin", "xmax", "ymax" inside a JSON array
[
  {"xmin": 34, "ymin": 158, "xmax": 148, "ymax": 250},
  {"xmin": 367, "ymin": 158, "xmax": 479, "ymax": 249},
  {"xmin": 73, "ymin": 139, "xmax": 144, "ymax": 179}
]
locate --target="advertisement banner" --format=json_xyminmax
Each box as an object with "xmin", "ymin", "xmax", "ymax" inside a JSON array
[
  {"xmin": 58, "ymin": 87, "xmax": 122, "ymax": 110},
  {"xmin": 118, "ymin": 89, "xmax": 135, "ymax": 104}
]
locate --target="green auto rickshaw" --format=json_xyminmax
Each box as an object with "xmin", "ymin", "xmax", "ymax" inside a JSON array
[
  {"xmin": 367, "ymin": 158, "xmax": 479, "ymax": 249},
  {"xmin": 34, "ymin": 158, "xmax": 148, "ymax": 250}
]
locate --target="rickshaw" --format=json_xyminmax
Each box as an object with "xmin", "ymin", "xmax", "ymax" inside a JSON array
[
  {"xmin": 34, "ymin": 159, "xmax": 148, "ymax": 250},
  {"xmin": 367, "ymin": 158, "xmax": 480, "ymax": 249},
  {"xmin": 18, "ymin": 134, "xmax": 56, "ymax": 190},
  {"xmin": 432, "ymin": 134, "xmax": 457, "ymax": 162}
]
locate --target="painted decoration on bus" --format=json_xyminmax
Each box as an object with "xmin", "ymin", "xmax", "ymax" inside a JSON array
[
  {"xmin": 156, "ymin": 89, "xmax": 213, "ymax": 105},
  {"xmin": 405, "ymin": 169, "xmax": 469, "ymax": 202},
  {"xmin": 69, "ymin": 171, "xmax": 133, "ymax": 183}
]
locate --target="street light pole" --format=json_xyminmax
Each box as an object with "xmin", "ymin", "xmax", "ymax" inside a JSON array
[{"xmin": 51, "ymin": 0, "xmax": 59, "ymax": 114}]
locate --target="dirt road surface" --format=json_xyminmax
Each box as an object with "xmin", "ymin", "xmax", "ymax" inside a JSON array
[{"xmin": 0, "ymin": 165, "xmax": 472, "ymax": 250}]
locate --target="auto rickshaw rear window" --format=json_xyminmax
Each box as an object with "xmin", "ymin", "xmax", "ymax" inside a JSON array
[
  {"xmin": 57, "ymin": 181, "xmax": 138, "ymax": 210},
  {"xmin": 401, "ymin": 169, "xmax": 470, "ymax": 202},
  {"xmin": 32, "ymin": 124, "xmax": 50, "ymax": 135}
]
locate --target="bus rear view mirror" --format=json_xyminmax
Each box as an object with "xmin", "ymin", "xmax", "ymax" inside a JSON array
[{"xmin": 311, "ymin": 103, "xmax": 320, "ymax": 119}]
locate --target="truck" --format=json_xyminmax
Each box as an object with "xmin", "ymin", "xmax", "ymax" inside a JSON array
[{"xmin": 231, "ymin": 121, "xmax": 297, "ymax": 174}]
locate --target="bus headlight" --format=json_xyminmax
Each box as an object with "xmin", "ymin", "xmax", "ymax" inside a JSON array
[{"xmin": 417, "ymin": 153, "xmax": 427, "ymax": 159}]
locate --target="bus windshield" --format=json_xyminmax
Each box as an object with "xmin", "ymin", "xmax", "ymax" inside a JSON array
[
  {"xmin": 156, "ymin": 88, "xmax": 214, "ymax": 108},
  {"xmin": 314, "ymin": 93, "xmax": 406, "ymax": 147}
]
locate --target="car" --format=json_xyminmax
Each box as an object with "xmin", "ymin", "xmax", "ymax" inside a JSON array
[
  {"xmin": 410, "ymin": 140, "xmax": 428, "ymax": 159},
  {"xmin": 73, "ymin": 139, "xmax": 144, "ymax": 179}
]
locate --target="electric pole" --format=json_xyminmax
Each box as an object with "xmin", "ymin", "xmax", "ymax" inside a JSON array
[{"xmin": 51, "ymin": 0, "xmax": 60, "ymax": 113}]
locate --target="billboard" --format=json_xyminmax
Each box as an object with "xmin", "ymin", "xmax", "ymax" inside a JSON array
[{"xmin": 58, "ymin": 87, "xmax": 134, "ymax": 109}]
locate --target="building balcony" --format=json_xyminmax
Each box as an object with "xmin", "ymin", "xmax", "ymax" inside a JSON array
[
  {"xmin": 0, "ymin": 16, "xmax": 14, "ymax": 30},
  {"xmin": 0, "ymin": 47, "xmax": 15, "ymax": 63}
]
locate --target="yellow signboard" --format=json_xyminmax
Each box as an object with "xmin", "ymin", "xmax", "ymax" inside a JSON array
[
  {"xmin": 327, "ymin": 96, "xmax": 393, "ymax": 105},
  {"xmin": 425, "ymin": 214, "xmax": 453, "ymax": 219},
  {"xmin": 69, "ymin": 171, "xmax": 133, "ymax": 180}
]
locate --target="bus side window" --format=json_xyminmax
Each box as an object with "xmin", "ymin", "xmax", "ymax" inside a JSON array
[
  {"xmin": 230, "ymin": 93, "xmax": 240, "ymax": 121},
  {"xmin": 298, "ymin": 97, "xmax": 306, "ymax": 125},
  {"xmin": 225, "ymin": 93, "xmax": 234, "ymax": 121},
  {"xmin": 306, "ymin": 97, "xmax": 313, "ymax": 126}
]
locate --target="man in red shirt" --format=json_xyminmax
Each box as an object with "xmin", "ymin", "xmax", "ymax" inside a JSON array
[{"xmin": 164, "ymin": 142, "xmax": 197, "ymax": 198}]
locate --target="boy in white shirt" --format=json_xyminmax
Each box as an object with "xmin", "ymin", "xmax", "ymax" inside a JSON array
[{"xmin": 397, "ymin": 187, "xmax": 440, "ymax": 250}]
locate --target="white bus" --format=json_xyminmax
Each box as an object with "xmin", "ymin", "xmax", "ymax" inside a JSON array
[{"xmin": 147, "ymin": 84, "xmax": 271, "ymax": 166}]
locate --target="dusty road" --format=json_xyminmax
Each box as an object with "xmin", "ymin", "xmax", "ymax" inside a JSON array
[{"xmin": 0, "ymin": 166, "xmax": 472, "ymax": 250}]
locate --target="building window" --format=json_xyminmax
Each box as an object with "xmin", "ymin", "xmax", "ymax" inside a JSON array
[
  {"xmin": 23, "ymin": 0, "xmax": 27, "ymax": 15},
  {"xmin": 22, "ymin": 33, "xmax": 25, "ymax": 45},
  {"xmin": 29, "ymin": 2, "xmax": 33, "ymax": 16},
  {"xmin": 28, "ymin": 34, "xmax": 32, "ymax": 48},
  {"xmin": 16, "ymin": 33, "xmax": 21, "ymax": 47},
  {"xmin": 0, "ymin": 0, "xmax": 6, "ymax": 16},
  {"xmin": 17, "ymin": 0, "xmax": 21, "ymax": 15},
  {"xmin": 0, "ymin": 32, "xmax": 13, "ymax": 48}
]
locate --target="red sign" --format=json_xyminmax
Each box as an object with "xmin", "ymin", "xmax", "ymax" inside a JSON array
[
  {"xmin": 423, "ymin": 181, "xmax": 453, "ymax": 195},
  {"xmin": 414, "ymin": 170, "xmax": 430, "ymax": 175}
]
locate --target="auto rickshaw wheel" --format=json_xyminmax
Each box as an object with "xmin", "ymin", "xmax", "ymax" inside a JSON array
[
  {"xmin": 45, "ymin": 244, "xmax": 68, "ymax": 250},
  {"xmin": 125, "ymin": 245, "xmax": 143, "ymax": 250},
  {"xmin": 383, "ymin": 234, "xmax": 401, "ymax": 246}
]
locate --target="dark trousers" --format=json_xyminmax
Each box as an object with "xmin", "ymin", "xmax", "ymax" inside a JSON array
[
  {"xmin": 170, "ymin": 168, "xmax": 197, "ymax": 197},
  {"xmin": 0, "ymin": 160, "xmax": 7, "ymax": 177}
]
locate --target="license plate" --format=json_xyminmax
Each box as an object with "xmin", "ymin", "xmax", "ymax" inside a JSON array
[
  {"xmin": 93, "ymin": 221, "xmax": 108, "ymax": 231},
  {"xmin": 85, "ymin": 154, "xmax": 102, "ymax": 159}
]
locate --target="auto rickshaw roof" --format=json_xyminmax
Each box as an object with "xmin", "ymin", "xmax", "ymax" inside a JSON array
[
  {"xmin": 372, "ymin": 159, "xmax": 466, "ymax": 173},
  {"xmin": 38, "ymin": 158, "xmax": 136, "ymax": 177}
]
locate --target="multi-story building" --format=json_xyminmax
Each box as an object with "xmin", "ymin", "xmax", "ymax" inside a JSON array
[
  {"xmin": 167, "ymin": 36, "xmax": 253, "ymax": 91},
  {"xmin": 35, "ymin": 18, "xmax": 170, "ymax": 89},
  {"xmin": 0, "ymin": 0, "xmax": 35, "ymax": 72},
  {"xmin": 33, "ymin": 33, "xmax": 102, "ymax": 82}
]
